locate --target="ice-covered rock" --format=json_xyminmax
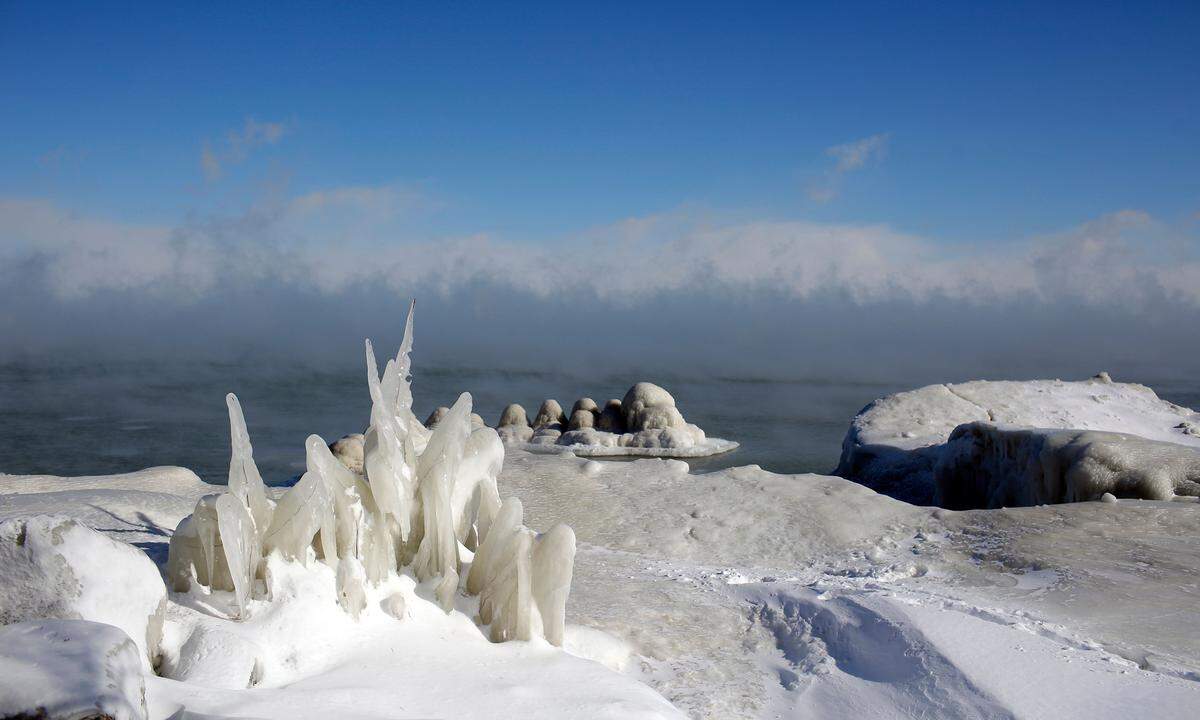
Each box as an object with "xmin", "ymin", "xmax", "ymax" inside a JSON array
[
  {"xmin": 622, "ymin": 382, "xmax": 686, "ymax": 431},
  {"xmin": 329, "ymin": 433, "xmax": 365, "ymax": 474},
  {"xmin": 0, "ymin": 619, "xmax": 147, "ymax": 720},
  {"xmin": 532, "ymin": 399, "xmax": 567, "ymax": 430},
  {"xmin": 596, "ymin": 398, "xmax": 626, "ymax": 433},
  {"xmin": 571, "ymin": 397, "xmax": 600, "ymax": 416},
  {"xmin": 837, "ymin": 377, "xmax": 1200, "ymax": 505},
  {"xmin": 498, "ymin": 403, "xmax": 529, "ymax": 428},
  {"xmin": 568, "ymin": 408, "xmax": 595, "ymax": 430},
  {"xmin": 500, "ymin": 384, "xmax": 736, "ymax": 458},
  {"xmin": 935, "ymin": 422, "xmax": 1200, "ymax": 509},
  {"xmin": 0, "ymin": 516, "xmax": 167, "ymax": 670},
  {"xmin": 424, "ymin": 406, "xmax": 450, "ymax": 429}
]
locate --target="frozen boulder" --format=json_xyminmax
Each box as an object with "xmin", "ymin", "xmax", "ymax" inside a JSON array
[
  {"xmin": 935, "ymin": 422, "xmax": 1200, "ymax": 509},
  {"xmin": 570, "ymin": 397, "xmax": 600, "ymax": 416},
  {"xmin": 568, "ymin": 408, "xmax": 595, "ymax": 431},
  {"xmin": 595, "ymin": 399, "xmax": 626, "ymax": 433},
  {"xmin": 532, "ymin": 399, "xmax": 567, "ymax": 429},
  {"xmin": 329, "ymin": 433, "xmax": 365, "ymax": 474},
  {"xmin": 424, "ymin": 406, "xmax": 450, "ymax": 429},
  {"xmin": 498, "ymin": 403, "xmax": 529, "ymax": 428},
  {"xmin": 836, "ymin": 377, "xmax": 1200, "ymax": 505},
  {"xmin": 470, "ymin": 412, "xmax": 486, "ymax": 429},
  {"xmin": 0, "ymin": 619, "xmax": 147, "ymax": 720},
  {"xmin": 622, "ymin": 382, "xmax": 686, "ymax": 431},
  {"xmin": 0, "ymin": 516, "xmax": 167, "ymax": 670}
]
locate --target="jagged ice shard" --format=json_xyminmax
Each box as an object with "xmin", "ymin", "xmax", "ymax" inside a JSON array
[{"xmin": 165, "ymin": 300, "xmax": 575, "ymax": 645}]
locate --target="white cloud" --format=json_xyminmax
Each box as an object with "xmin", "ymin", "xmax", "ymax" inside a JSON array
[
  {"xmin": 201, "ymin": 118, "xmax": 288, "ymax": 181},
  {"xmin": 808, "ymin": 133, "xmax": 890, "ymax": 203},
  {"xmin": 2, "ymin": 191, "xmax": 1198, "ymax": 312}
]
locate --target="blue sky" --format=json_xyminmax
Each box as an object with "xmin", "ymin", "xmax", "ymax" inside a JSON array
[
  {"xmin": 2, "ymin": 2, "xmax": 1200, "ymax": 376},
  {"xmin": 3, "ymin": 1, "xmax": 1197, "ymax": 242}
]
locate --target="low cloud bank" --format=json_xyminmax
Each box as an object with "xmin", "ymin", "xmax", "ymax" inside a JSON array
[{"xmin": 2, "ymin": 194, "xmax": 1198, "ymax": 382}]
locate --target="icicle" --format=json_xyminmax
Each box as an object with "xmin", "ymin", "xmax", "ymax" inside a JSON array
[
  {"xmin": 480, "ymin": 529, "xmax": 534, "ymax": 643},
  {"xmin": 435, "ymin": 568, "xmax": 459, "ymax": 613},
  {"xmin": 466, "ymin": 497, "xmax": 524, "ymax": 595},
  {"xmin": 226, "ymin": 393, "xmax": 274, "ymax": 531},
  {"xmin": 364, "ymin": 338, "xmax": 417, "ymax": 541},
  {"xmin": 452, "ymin": 426, "xmax": 504, "ymax": 546},
  {"xmin": 261, "ymin": 471, "xmax": 333, "ymax": 563},
  {"xmin": 413, "ymin": 393, "xmax": 473, "ymax": 583},
  {"xmin": 215, "ymin": 493, "xmax": 259, "ymax": 618},
  {"xmin": 192, "ymin": 494, "xmax": 222, "ymax": 591},
  {"xmin": 531, "ymin": 525, "xmax": 576, "ymax": 646}
]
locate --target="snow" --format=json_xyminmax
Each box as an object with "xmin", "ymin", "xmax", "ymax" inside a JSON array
[
  {"xmin": 837, "ymin": 376, "xmax": 1200, "ymax": 504},
  {"xmin": 497, "ymin": 449, "xmax": 1200, "ymax": 718},
  {"xmin": 5, "ymin": 436, "xmax": 1200, "ymax": 718},
  {"xmin": 498, "ymin": 382, "xmax": 739, "ymax": 458},
  {"xmin": 0, "ymin": 515, "xmax": 167, "ymax": 669},
  {"xmin": 0, "ymin": 619, "xmax": 148, "ymax": 720}
]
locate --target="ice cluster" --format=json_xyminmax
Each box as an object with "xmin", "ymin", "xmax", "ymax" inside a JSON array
[
  {"xmin": 495, "ymin": 382, "xmax": 737, "ymax": 458},
  {"xmin": 167, "ymin": 302, "xmax": 576, "ymax": 644}
]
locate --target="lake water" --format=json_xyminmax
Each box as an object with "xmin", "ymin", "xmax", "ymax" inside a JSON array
[{"xmin": 2, "ymin": 359, "xmax": 1198, "ymax": 485}]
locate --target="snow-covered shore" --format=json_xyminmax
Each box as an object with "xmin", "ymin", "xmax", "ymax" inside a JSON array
[{"xmin": 5, "ymin": 453, "xmax": 1200, "ymax": 718}]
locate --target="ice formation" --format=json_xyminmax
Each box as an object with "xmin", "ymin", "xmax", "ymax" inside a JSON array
[
  {"xmin": 837, "ymin": 376, "xmax": 1200, "ymax": 506},
  {"xmin": 165, "ymin": 301, "xmax": 575, "ymax": 645},
  {"xmin": 934, "ymin": 422, "xmax": 1200, "ymax": 509},
  {"xmin": 496, "ymin": 381, "xmax": 738, "ymax": 458}
]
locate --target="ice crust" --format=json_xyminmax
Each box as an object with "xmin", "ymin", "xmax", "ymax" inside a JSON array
[
  {"xmin": 164, "ymin": 301, "xmax": 576, "ymax": 649},
  {"xmin": 837, "ymin": 376, "xmax": 1200, "ymax": 505},
  {"xmin": 496, "ymin": 381, "xmax": 739, "ymax": 458}
]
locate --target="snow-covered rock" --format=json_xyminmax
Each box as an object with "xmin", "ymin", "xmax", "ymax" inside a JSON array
[
  {"xmin": 0, "ymin": 515, "xmax": 167, "ymax": 669},
  {"xmin": 0, "ymin": 619, "xmax": 147, "ymax": 720},
  {"xmin": 934, "ymin": 422, "xmax": 1200, "ymax": 509},
  {"xmin": 499, "ymin": 382, "xmax": 738, "ymax": 458},
  {"xmin": 836, "ymin": 377, "xmax": 1200, "ymax": 505}
]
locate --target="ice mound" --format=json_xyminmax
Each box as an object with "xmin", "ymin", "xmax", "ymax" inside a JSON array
[
  {"xmin": 166, "ymin": 300, "xmax": 577, "ymax": 645},
  {"xmin": 0, "ymin": 619, "xmax": 148, "ymax": 720},
  {"xmin": 0, "ymin": 515, "xmax": 167, "ymax": 669},
  {"xmin": 495, "ymin": 381, "xmax": 738, "ymax": 458},
  {"xmin": 935, "ymin": 422, "xmax": 1200, "ymax": 509},
  {"xmin": 836, "ymin": 376, "xmax": 1200, "ymax": 505}
]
